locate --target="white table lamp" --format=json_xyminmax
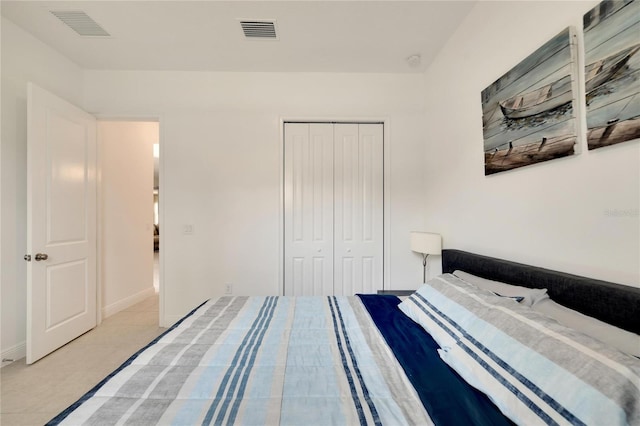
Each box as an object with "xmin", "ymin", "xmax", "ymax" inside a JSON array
[{"xmin": 410, "ymin": 232, "xmax": 442, "ymax": 283}]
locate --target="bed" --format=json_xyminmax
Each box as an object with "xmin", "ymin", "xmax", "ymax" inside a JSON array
[{"xmin": 48, "ymin": 249, "xmax": 640, "ymax": 425}]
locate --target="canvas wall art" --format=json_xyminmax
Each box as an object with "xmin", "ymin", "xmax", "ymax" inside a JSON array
[
  {"xmin": 583, "ymin": 0, "xmax": 640, "ymax": 150},
  {"xmin": 481, "ymin": 27, "xmax": 579, "ymax": 175}
]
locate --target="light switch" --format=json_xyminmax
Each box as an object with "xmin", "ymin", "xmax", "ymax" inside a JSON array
[{"xmin": 183, "ymin": 224, "xmax": 194, "ymax": 235}]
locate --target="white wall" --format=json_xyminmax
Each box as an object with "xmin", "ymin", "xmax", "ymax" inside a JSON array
[
  {"xmin": 1, "ymin": 17, "xmax": 85, "ymax": 361},
  {"xmin": 98, "ymin": 121, "xmax": 158, "ymax": 318},
  {"xmin": 83, "ymin": 71, "xmax": 427, "ymax": 324},
  {"xmin": 4, "ymin": 0, "xmax": 634, "ymax": 362},
  {"xmin": 421, "ymin": 1, "xmax": 639, "ymax": 286}
]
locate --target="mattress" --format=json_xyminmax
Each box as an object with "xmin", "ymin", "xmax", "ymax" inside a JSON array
[
  {"xmin": 48, "ymin": 272, "xmax": 640, "ymax": 425},
  {"xmin": 48, "ymin": 293, "xmax": 508, "ymax": 425}
]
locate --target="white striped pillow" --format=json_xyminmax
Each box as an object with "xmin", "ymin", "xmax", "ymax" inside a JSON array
[{"xmin": 398, "ymin": 274, "xmax": 640, "ymax": 426}]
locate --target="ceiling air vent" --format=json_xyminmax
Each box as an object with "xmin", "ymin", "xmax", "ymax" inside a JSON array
[
  {"xmin": 50, "ymin": 10, "xmax": 110, "ymax": 37},
  {"xmin": 240, "ymin": 20, "xmax": 277, "ymax": 40}
]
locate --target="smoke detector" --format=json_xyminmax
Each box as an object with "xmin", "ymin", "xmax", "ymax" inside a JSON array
[{"xmin": 406, "ymin": 54, "xmax": 421, "ymax": 68}]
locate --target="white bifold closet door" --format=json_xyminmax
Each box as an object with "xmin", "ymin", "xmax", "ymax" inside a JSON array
[{"xmin": 284, "ymin": 122, "xmax": 383, "ymax": 296}]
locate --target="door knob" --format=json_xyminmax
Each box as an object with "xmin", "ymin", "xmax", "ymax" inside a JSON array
[{"xmin": 34, "ymin": 253, "xmax": 48, "ymax": 261}]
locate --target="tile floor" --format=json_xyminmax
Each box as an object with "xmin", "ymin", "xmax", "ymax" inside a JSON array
[{"xmin": 0, "ymin": 294, "xmax": 164, "ymax": 425}]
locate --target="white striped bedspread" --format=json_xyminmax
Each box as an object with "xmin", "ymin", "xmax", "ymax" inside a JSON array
[{"xmin": 54, "ymin": 296, "xmax": 433, "ymax": 425}]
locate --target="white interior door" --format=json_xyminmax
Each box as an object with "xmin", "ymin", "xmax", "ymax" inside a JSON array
[
  {"xmin": 284, "ymin": 122, "xmax": 383, "ymax": 296},
  {"xmin": 284, "ymin": 123, "xmax": 334, "ymax": 296},
  {"xmin": 334, "ymin": 124, "xmax": 383, "ymax": 295},
  {"xmin": 27, "ymin": 83, "xmax": 97, "ymax": 364}
]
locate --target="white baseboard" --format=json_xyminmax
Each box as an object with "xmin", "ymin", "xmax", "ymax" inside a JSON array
[
  {"xmin": 1, "ymin": 288, "xmax": 156, "ymax": 367},
  {"xmin": 102, "ymin": 287, "xmax": 156, "ymax": 319},
  {"xmin": 1, "ymin": 341, "xmax": 26, "ymax": 367}
]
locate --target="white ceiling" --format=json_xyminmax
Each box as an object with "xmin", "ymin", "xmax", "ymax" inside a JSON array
[{"xmin": 1, "ymin": 1, "xmax": 476, "ymax": 73}]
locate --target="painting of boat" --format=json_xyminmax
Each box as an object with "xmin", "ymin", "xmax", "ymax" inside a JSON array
[
  {"xmin": 499, "ymin": 44, "xmax": 639, "ymax": 120},
  {"xmin": 584, "ymin": 0, "xmax": 640, "ymax": 151},
  {"xmin": 481, "ymin": 26, "xmax": 579, "ymax": 175}
]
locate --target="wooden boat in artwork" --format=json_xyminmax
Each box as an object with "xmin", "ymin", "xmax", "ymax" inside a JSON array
[
  {"xmin": 585, "ymin": 44, "xmax": 640, "ymax": 93},
  {"xmin": 499, "ymin": 44, "xmax": 640, "ymax": 119},
  {"xmin": 499, "ymin": 75, "xmax": 572, "ymax": 119}
]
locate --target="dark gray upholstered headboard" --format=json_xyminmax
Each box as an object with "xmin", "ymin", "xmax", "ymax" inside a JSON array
[{"xmin": 442, "ymin": 249, "xmax": 640, "ymax": 334}]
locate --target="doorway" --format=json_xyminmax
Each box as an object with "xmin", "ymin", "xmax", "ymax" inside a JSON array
[
  {"xmin": 98, "ymin": 120, "xmax": 160, "ymax": 320},
  {"xmin": 25, "ymin": 84, "xmax": 163, "ymax": 363}
]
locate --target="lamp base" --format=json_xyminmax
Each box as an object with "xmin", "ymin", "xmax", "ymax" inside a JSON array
[{"xmin": 422, "ymin": 253, "xmax": 429, "ymax": 284}]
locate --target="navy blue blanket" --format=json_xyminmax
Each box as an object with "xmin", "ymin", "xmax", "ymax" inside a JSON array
[{"xmin": 358, "ymin": 294, "xmax": 513, "ymax": 426}]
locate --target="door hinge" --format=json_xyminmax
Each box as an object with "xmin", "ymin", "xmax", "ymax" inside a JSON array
[{"xmin": 24, "ymin": 254, "xmax": 31, "ymax": 262}]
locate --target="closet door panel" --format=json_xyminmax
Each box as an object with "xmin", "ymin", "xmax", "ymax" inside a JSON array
[
  {"xmin": 334, "ymin": 124, "xmax": 383, "ymax": 295},
  {"xmin": 334, "ymin": 124, "xmax": 358, "ymax": 296},
  {"xmin": 284, "ymin": 123, "xmax": 334, "ymax": 296}
]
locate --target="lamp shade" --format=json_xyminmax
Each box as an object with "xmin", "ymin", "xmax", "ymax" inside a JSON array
[{"xmin": 410, "ymin": 232, "xmax": 442, "ymax": 255}]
